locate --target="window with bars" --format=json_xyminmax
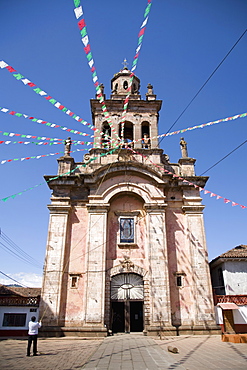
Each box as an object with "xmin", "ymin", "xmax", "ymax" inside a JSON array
[{"xmin": 3, "ymin": 313, "xmax": 26, "ymax": 327}]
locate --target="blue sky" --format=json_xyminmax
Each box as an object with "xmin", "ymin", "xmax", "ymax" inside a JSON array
[{"xmin": 0, "ymin": 0, "xmax": 246, "ymax": 287}]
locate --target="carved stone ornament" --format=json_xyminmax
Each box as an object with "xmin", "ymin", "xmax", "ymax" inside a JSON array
[
  {"xmin": 84, "ymin": 154, "xmax": 91, "ymax": 162},
  {"xmin": 120, "ymin": 256, "xmax": 134, "ymax": 271},
  {"xmin": 118, "ymin": 150, "xmax": 133, "ymax": 162},
  {"xmin": 161, "ymin": 154, "xmax": 170, "ymax": 164}
]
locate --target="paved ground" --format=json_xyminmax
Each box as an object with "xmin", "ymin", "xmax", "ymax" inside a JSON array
[
  {"xmin": 0, "ymin": 334, "xmax": 247, "ymax": 369},
  {"xmin": 0, "ymin": 337, "xmax": 102, "ymax": 370}
]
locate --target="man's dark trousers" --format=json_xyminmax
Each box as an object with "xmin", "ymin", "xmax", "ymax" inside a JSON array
[{"xmin": 27, "ymin": 334, "xmax": 38, "ymax": 356}]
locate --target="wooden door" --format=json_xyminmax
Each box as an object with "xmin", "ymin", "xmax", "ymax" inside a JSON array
[{"xmin": 223, "ymin": 310, "xmax": 235, "ymax": 333}]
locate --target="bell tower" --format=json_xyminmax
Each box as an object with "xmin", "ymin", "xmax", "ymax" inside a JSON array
[{"xmin": 91, "ymin": 65, "xmax": 162, "ymax": 152}]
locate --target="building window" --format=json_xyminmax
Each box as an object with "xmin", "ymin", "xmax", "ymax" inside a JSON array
[
  {"xmin": 101, "ymin": 123, "xmax": 111, "ymax": 148},
  {"xmin": 176, "ymin": 276, "xmax": 182, "ymax": 287},
  {"xmin": 174, "ymin": 272, "xmax": 186, "ymax": 288},
  {"xmin": 3, "ymin": 313, "xmax": 26, "ymax": 327},
  {"xmin": 120, "ymin": 218, "xmax": 134, "ymax": 243},
  {"xmin": 218, "ymin": 267, "xmax": 224, "ymax": 286},
  {"xmin": 71, "ymin": 276, "xmax": 78, "ymax": 288},
  {"xmin": 69, "ymin": 274, "xmax": 81, "ymax": 288},
  {"xmin": 123, "ymin": 81, "xmax": 128, "ymax": 90}
]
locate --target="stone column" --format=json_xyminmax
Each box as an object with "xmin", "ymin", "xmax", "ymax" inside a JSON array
[
  {"xmin": 84, "ymin": 205, "xmax": 109, "ymax": 326},
  {"xmin": 149, "ymin": 114, "xmax": 159, "ymax": 148},
  {"xmin": 183, "ymin": 205, "xmax": 217, "ymax": 331},
  {"xmin": 133, "ymin": 114, "xmax": 142, "ymax": 149},
  {"xmin": 145, "ymin": 204, "xmax": 173, "ymax": 332},
  {"xmin": 93, "ymin": 114, "xmax": 102, "ymax": 148},
  {"xmin": 40, "ymin": 204, "xmax": 71, "ymax": 326}
]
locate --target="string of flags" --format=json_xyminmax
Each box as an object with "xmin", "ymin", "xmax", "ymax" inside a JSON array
[
  {"xmin": 0, "ymin": 140, "xmax": 63, "ymax": 146},
  {"xmin": 131, "ymin": 0, "xmax": 152, "ymax": 73},
  {"xmin": 0, "ymin": 130, "xmax": 62, "ymax": 142},
  {"xmin": 0, "ymin": 106, "xmax": 94, "ymax": 138},
  {"xmin": 120, "ymin": 0, "xmax": 152, "ymax": 139},
  {"xmin": 73, "ymin": 0, "xmax": 119, "ymax": 143},
  {"xmin": 0, "ymin": 138, "xmax": 93, "ymax": 146},
  {"xmin": 130, "ymin": 148, "xmax": 247, "ymax": 210},
  {"xmin": 0, "ymin": 148, "xmax": 88, "ymax": 165},
  {"xmin": 0, "ymin": 148, "xmax": 118, "ymax": 202},
  {"xmin": 0, "ymin": 130, "xmax": 93, "ymax": 146},
  {"xmin": 157, "ymin": 112, "xmax": 247, "ymax": 140},
  {"xmin": 0, "ymin": 60, "xmax": 101, "ymax": 134}
]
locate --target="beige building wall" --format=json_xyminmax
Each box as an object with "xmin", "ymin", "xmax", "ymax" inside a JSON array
[{"xmin": 40, "ymin": 67, "xmax": 218, "ymax": 337}]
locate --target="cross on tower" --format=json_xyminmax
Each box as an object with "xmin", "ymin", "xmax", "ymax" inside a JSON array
[{"xmin": 122, "ymin": 58, "xmax": 129, "ymax": 69}]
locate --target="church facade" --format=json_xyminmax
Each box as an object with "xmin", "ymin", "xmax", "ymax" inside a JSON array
[{"xmin": 40, "ymin": 67, "xmax": 219, "ymax": 336}]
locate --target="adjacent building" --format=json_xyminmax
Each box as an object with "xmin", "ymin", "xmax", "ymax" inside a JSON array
[
  {"xmin": 210, "ymin": 245, "xmax": 247, "ymax": 334},
  {"xmin": 0, "ymin": 285, "xmax": 40, "ymax": 337},
  {"xmin": 40, "ymin": 66, "xmax": 218, "ymax": 337}
]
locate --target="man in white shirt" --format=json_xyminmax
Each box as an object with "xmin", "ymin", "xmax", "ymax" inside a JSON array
[{"xmin": 27, "ymin": 316, "xmax": 42, "ymax": 356}]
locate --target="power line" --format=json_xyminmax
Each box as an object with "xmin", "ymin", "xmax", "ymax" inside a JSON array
[
  {"xmin": 0, "ymin": 270, "xmax": 29, "ymax": 288},
  {"xmin": 159, "ymin": 28, "xmax": 247, "ymax": 145},
  {"xmin": 199, "ymin": 139, "xmax": 247, "ymax": 176},
  {"xmin": 0, "ymin": 229, "xmax": 42, "ymax": 269},
  {"xmin": 0, "ymin": 241, "xmax": 40, "ymax": 268}
]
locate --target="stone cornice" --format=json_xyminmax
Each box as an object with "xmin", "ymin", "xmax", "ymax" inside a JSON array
[
  {"xmin": 83, "ymin": 161, "xmax": 165, "ymax": 185},
  {"xmin": 144, "ymin": 203, "xmax": 167, "ymax": 211},
  {"xmin": 182, "ymin": 205, "xmax": 205, "ymax": 213},
  {"xmin": 178, "ymin": 157, "xmax": 196, "ymax": 165},
  {"xmin": 86, "ymin": 203, "xmax": 110, "ymax": 212},
  {"xmin": 90, "ymin": 98, "xmax": 162, "ymax": 114},
  {"xmin": 47, "ymin": 204, "xmax": 71, "ymax": 214},
  {"xmin": 114, "ymin": 211, "xmax": 140, "ymax": 216}
]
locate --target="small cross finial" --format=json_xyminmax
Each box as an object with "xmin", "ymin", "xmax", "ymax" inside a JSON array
[{"xmin": 122, "ymin": 58, "xmax": 128, "ymax": 69}]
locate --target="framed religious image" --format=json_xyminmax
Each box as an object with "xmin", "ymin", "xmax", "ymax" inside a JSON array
[{"xmin": 120, "ymin": 218, "xmax": 134, "ymax": 243}]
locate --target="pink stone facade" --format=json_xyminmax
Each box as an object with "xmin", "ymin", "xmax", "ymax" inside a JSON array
[{"xmin": 40, "ymin": 68, "xmax": 219, "ymax": 336}]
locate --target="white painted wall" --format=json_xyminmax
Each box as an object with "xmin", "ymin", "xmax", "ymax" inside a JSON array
[
  {"xmin": 0, "ymin": 306, "xmax": 39, "ymax": 330},
  {"xmin": 214, "ymin": 306, "xmax": 247, "ymax": 325},
  {"xmin": 223, "ymin": 261, "xmax": 247, "ymax": 295}
]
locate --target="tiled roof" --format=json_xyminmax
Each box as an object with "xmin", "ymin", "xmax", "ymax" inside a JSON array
[
  {"xmin": 0, "ymin": 284, "xmax": 41, "ymax": 297},
  {"xmin": 210, "ymin": 245, "xmax": 247, "ymax": 264}
]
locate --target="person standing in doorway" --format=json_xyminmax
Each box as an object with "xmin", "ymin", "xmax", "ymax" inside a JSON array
[{"xmin": 27, "ymin": 316, "xmax": 42, "ymax": 356}]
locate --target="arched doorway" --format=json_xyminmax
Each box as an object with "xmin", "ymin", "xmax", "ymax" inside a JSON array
[{"xmin": 110, "ymin": 273, "xmax": 144, "ymax": 333}]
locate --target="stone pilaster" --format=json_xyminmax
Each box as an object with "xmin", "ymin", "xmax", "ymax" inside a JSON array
[
  {"xmin": 145, "ymin": 204, "xmax": 173, "ymax": 331},
  {"xmin": 57, "ymin": 156, "xmax": 75, "ymax": 176},
  {"xmin": 84, "ymin": 204, "xmax": 109, "ymax": 326},
  {"xmin": 149, "ymin": 114, "xmax": 159, "ymax": 148},
  {"xmin": 133, "ymin": 114, "xmax": 142, "ymax": 149},
  {"xmin": 178, "ymin": 157, "xmax": 196, "ymax": 176},
  {"xmin": 183, "ymin": 204, "xmax": 217, "ymax": 331},
  {"xmin": 40, "ymin": 203, "xmax": 71, "ymax": 326}
]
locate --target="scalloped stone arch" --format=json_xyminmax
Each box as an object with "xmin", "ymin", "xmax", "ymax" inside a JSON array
[
  {"xmin": 108, "ymin": 263, "xmax": 148, "ymax": 278},
  {"xmin": 101, "ymin": 182, "xmax": 160, "ymax": 204}
]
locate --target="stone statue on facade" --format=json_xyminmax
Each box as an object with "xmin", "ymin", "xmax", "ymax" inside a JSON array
[
  {"xmin": 99, "ymin": 83, "xmax": 104, "ymax": 95},
  {"xmin": 64, "ymin": 137, "xmax": 72, "ymax": 156},
  {"xmin": 180, "ymin": 137, "xmax": 188, "ymax": 158},
  {"xmin": 147, "ymin": 83, "xmax": 154, "ymax": 95},
  {"xmin": 142, "ymin": 133, "xmax": 151, "ymax": 149}
]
